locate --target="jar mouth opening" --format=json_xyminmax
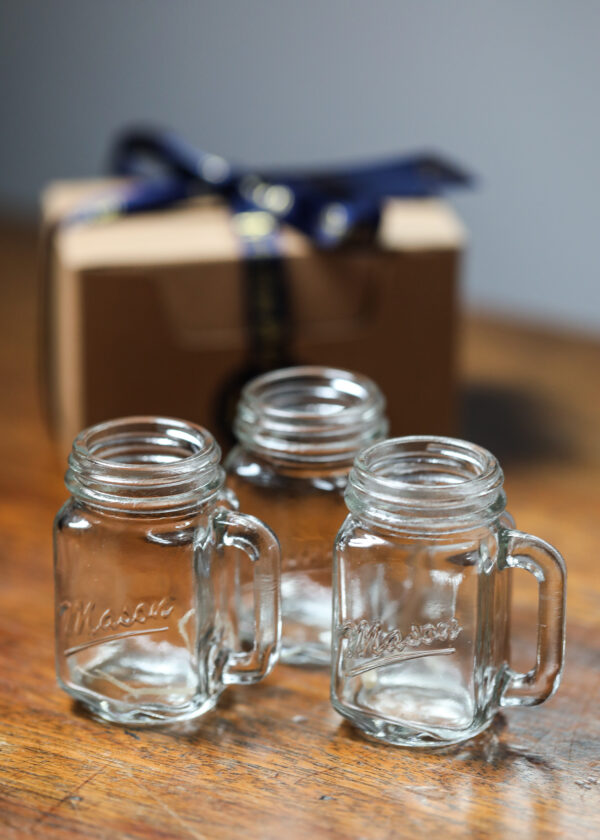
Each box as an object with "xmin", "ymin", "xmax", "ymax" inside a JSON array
[
  {"xmin": 67, "ymin": 417, "xmax": 223, "ymax": 512},
  {"xmin": 347, "ymin": 436, "xmax": 505, "ymax": 531},
  {"xmin": 234, "ymin": 366, "xmax": 388, "ymax": 462},
  {"xmin": 355, "ymin": 436, "xmax": 500, "ymax": 493},
  {"xmin": 72, "ymin": 416, "xmax": 220, "ymax": 474},
  {"xmin": 242, "ymin": 366, "xmax": 381, "ymax": 422}
]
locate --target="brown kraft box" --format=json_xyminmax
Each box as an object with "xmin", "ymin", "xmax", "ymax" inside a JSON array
[{"xmin": 41, "ymin": 179, "xmax": 465, "ymax": 455}]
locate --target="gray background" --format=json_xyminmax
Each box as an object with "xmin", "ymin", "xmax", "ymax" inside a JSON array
[{"xmin": 1, "ymin": 1, "xmax": 599, "ymax": 331}]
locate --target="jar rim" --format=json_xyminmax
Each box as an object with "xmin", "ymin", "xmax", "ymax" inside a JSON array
[
  {"xmin": 234, "ymin": 366, "xmax": 388, "ymax": 463},
  {"xmin": 67, "ymin": 416, "xmax": 224, "ymax": 512},
  {"xmin": 346, "ymin": 436, "xmax": 505, "ymax": 532},
  {"xmin": 72, "ymin": 416, "xmax": 220, "ymax": 473}
]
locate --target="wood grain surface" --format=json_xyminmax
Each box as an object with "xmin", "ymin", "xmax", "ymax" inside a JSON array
[{"xmin": 0, "ymin": 221, "xmax": 599, "ymax": 839}]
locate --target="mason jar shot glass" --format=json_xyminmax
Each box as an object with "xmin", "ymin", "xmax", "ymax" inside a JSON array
[
  {"xmin": 54, "ymin": 417, "xmax": 281, "ymax": 726},
  {"xmin": 332, "ymin": 436, "xmax": 566, "ymax": 747},
  {"xmin": 226, "ymin": 366, "xmax": 388, "ymax": 665}
]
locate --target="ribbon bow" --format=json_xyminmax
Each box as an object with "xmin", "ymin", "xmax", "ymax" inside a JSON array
[{"xmin": 65, "ymin": 127, "xmax": 472, "ymax": 248}]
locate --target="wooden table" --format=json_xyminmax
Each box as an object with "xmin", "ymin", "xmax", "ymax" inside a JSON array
[{"xmin": 1, "ymin": 221, "xmax": 598, "ymax": 839}]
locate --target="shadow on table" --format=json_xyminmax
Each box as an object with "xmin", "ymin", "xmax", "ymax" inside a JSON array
[
  {"xmin": 460, "ymin": 383, "xmax": 574, "ymax": 465},
  {"xmin": 335, "ymin": 713, "xmax": 556, "ymax": 771}
]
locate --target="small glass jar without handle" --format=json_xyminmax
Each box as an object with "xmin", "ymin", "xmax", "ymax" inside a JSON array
[{"xmin": 225, "ymin": 366, "xmax": 388, "ymax": 665}]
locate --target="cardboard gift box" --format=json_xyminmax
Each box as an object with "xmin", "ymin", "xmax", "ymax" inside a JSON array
[{"xmin": 41, "ymin": 179, "xmax": 465, "ymax": 454}]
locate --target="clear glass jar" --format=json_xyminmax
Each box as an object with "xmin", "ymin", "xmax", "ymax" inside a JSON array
[
  {"xmin": 332, "ymin": 436, "xmax": 566, "ymax": 747},
  {"xmin": 54, "ymin": 417, "xmax": 280, "ymax": 726},
  {"xmin": 225, "ymin": 366, "xmax": 388, "ymax": 665}
]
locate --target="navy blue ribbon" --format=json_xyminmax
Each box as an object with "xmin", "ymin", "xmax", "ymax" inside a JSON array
[{"xmin": 66, "ymin": 127, "xmax": 472, "ymax": 248}]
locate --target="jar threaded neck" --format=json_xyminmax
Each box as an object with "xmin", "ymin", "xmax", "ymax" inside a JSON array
[
  {"xmin": 233, "ymin": 366, "xmax": 388, "ymax": 464},
  {"xmin": 66, "ymin": 416, "xmax": 224, "ymax": 513},
  {"xmin": 346, "ymin": 436, "xmax": 506, "ymax": 533}
]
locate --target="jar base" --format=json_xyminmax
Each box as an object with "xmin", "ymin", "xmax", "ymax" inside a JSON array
[
  {"xmin": 331, "ymin": 698, "xmax": 494, "ymax": 748},
  {"xmin": 59, "ymin": 678, "xmax": 222, "ymax": 727}
]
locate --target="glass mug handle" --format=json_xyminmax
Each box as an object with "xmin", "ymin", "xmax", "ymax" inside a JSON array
[
  {"xmin": 214, "ymin": 508, "xmax": 281, "ymax": 685},
  {"xmin": 499, "ymin": 529, "xmax": 567, "ymax": 707}
]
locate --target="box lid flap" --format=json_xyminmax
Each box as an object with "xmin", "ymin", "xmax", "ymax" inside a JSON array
[{"xmin": 42, "ymin": 179, "xmax": 464, "ymax": 270}]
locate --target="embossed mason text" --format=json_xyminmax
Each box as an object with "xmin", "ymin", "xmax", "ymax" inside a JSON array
[
  {"xmin": 60, "ymin": 597, "xmax": 175, "ymax": 638},
  {"xmin": 341, "ymin": 617, "xmax": 462, "ymax": 660}
]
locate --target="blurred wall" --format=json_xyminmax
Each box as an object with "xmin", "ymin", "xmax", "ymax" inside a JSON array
[{"xmin": 1, "ymin": 1, "xmax": 599, "ymax": 332}]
